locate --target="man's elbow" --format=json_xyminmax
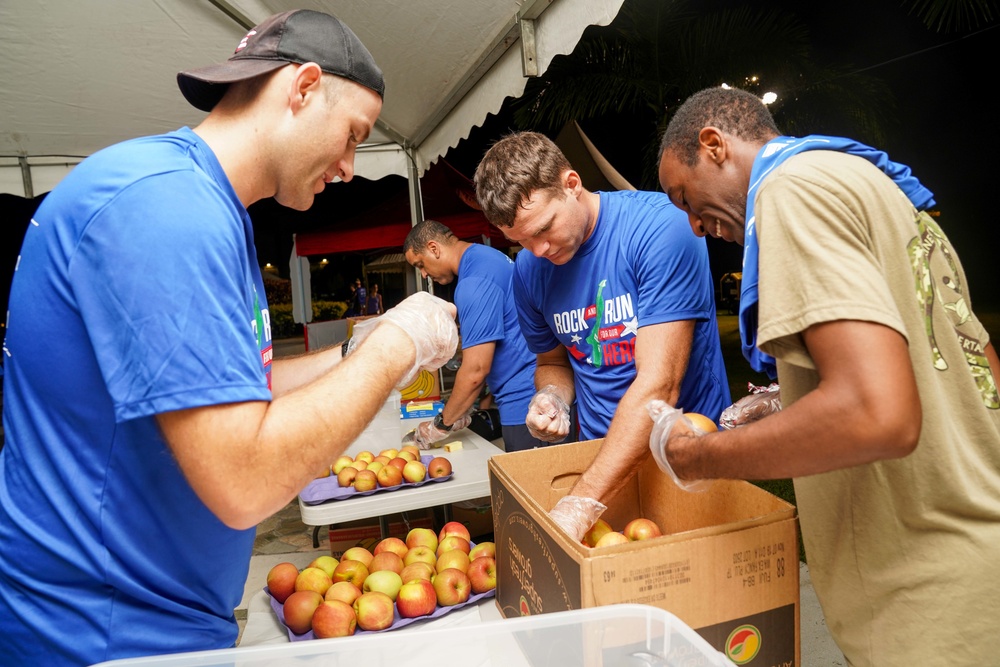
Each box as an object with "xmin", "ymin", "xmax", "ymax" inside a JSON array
[{"xmin": 876, "ymin": 402, "xmax": 922, "ymax": 460}]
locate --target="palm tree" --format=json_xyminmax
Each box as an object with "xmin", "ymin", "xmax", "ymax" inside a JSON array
[
  {"xmin": 513, "ymin": 0, "xmax": 895, "ymax": 189},
  {"xmin": 903, "ymin": 0, "xmax": 998, "ymax": 31}
]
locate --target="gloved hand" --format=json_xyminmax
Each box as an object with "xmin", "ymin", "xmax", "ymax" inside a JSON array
[
  {"xmin": 347, "ymin": 291, "xmax": 458, "ymax": 388},
  {"xmin": 646, "ymin": 400, "xmax": 713, "ymax": 492},
  {"xmin": 412, "ymin": 413, "xmax": 473, "ymax": 449},
  {"xmin": 548, "ymin": 495, "xmax": 608, "ymax": 543},
  {"xmin": 719, "ymin": 383, "xmax": 782, "ymax": 430},
  {"xmin": 525, "ymin": 385, "xmax": 572, "ymax": 442}
]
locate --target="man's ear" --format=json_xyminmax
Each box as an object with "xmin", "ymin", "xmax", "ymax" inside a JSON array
[
  {"xmin": 563, "ymin": 169, "xmax": 584, "ymax": 196},
  {"xmin": 289, "ymin": 62, "xmax": 324, "ymax": 111},
  {"xmin": 698, "ymin": 127, "xmax": 728, "ymax": 165}
]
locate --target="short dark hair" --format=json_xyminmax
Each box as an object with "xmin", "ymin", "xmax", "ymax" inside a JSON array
[
  {"xmin": 403, "ymin": 219, "xmax": 457, "ymax": 254},
  {"xmin": 660, "ymin": 87, "xmax": 780, "ymax": 166},
  {"xmin": 474, "ymin": 131, "xmax": 572, "ymax": 228}
]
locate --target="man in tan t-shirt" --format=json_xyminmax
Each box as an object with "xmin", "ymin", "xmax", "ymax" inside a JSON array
[{"xmin": 655, "ymin": 86, "xmax": 1000, "ymax": 666}]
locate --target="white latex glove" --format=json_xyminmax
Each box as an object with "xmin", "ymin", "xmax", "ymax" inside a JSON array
[
  {"xmin": 646, "ymin": 399, "xmax": 713, "ymax": 492},
  {"xmin": 347, "ymin": 291, "xmax": 458, "ymax": 388},
  {"xmin": 525, "ymin": 385, "xmax": 571, "ymax": 442},
  {"xmin": 548, "ymin": 495, "xmax": 608, "ymax": 543},
  {"xmin": 412, "ymin": 413, "xmax": 473, "ymax": 450}
]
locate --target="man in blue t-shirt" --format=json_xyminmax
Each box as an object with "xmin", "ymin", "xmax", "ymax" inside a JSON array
[
  {"xmin": 0, "ymin": 11, "xmax": 458, "ymax": 666},
  {"xmin": 474, "ymin": 131, "xmax": 730, "ymax": 541},
  {"xmin": 404, "ymin": 220, "xmax": 558, "ymax": 451}
]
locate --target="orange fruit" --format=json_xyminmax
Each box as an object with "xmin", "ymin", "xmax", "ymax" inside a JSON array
[{"xmin": 685, "ymin": 412, "xmax": 718, "ymax": 433}]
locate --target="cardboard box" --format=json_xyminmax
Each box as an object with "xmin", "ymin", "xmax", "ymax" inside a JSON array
[
  {"xmin": 450, "ymin": 498, "xmax": 495, "ymax": 540},
  {"xmin": 489, "ymin": 439, "xmax": 800, "ymax": 666},
  {"xmin": 327, "ymin": 511, "xmax": 433, "ymax": 559}
]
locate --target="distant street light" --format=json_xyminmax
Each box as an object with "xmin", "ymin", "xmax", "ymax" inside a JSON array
[{"xmin": 761, "ymin": 92, "xmax": 777, "ymax": 105}]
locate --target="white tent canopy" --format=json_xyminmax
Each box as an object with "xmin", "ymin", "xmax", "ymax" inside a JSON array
[{"xmin": 0, "ymin": 0, "xmax": 625, "ymax": 198}]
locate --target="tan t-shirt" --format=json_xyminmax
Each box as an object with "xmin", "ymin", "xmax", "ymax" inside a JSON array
[{"xmin": 755, "ymin": 151, "xmax": 1000, "ymax": 666}]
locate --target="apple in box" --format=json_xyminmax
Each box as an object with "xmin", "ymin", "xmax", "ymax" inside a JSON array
[
  {"xmin": 469, "ymin": 541, "xmax": 495, "ymax": 561},
  {"xmin": 624, "ymin": 517, "xmax": 662, "ymax": 541},
  {"xmin": 433, "ymin": 568, "xmax": 471, "ymax": 607},
  {"xmin": 353, "ymin": 591, "xmax": 395, "ymax": 631},
  {"xmin": 312, "ymin": 599, "xmax": 357, "ymax": 639},
  {"xmin": 397, "ymin": 579, "xmax": 437, "ymax": 619},
  {"xmin": 266, "ymin": 562, "xmax": 300, "ymax": 604},
  {"xmin": 582, "ymin": 518, "xmax": 613, "ymax": 548},
  {"xmin": 594, "ymin": 531, "xmax": 630, "ymax": 548}
]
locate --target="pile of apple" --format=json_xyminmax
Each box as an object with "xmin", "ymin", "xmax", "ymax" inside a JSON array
[
  {"xmin": 267, "ymin": 522, "xmax": 496, "ymax": 639},
  {"xmin": 316, "ymin": 444, "xmax": 453, "ymax": 491},
  {"xmin": 581, "ymin": 517, "xmax": 662, "ymax": 548}
]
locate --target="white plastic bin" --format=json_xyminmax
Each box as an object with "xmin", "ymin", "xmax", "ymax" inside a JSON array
[{"xmin": 90, "ymin": 604, "xmax": 734, "ymax": 667}]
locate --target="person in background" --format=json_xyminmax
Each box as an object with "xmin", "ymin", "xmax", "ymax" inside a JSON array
[
  {"xmin": 654, "ymin": 86, "xmax": 1000, "ymax": 666},
  {"xmin": 404, "ymin": 220, "xmax": 556, "ymax": 451},
  {"xmin": 0, "ymin": 10, "xmax": 457, "ymax": 665},
  {"xmin": 474, "ymin": 131, "xmax": 730, "ymax": 541},
  {"xmin": 352, "ymin": 277, "xmax": 368, "ymax": 316},
  {"xmin": 366, "ymin": 282, "xmax": 384, "ymax": 314}
]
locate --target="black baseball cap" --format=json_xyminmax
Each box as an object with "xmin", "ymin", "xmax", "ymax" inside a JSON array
[{"xmin": 177, "ymin": 9, "xmax": 384, "ymax": 112}]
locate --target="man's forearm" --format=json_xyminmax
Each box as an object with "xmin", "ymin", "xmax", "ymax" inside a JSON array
[
  {"xmin": 442, "ymin": 366, "xmax": 485, "ymax": 425},
  {"xmin": 270, "ymin": 345, "xmax": 343, "ymax": 398},
  {"xmin": 535, "ymin": 362, "xmax": 575, "ymax": 404}
]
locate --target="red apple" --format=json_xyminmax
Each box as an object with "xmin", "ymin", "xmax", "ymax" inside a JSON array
[
  {"xmin": 369, "ymin": 551, "xmax": 404, "ymax": 575},
  {"xmin": 623, "ymin": 517, "xmax": 662, "ymax": 541},
  {"xmin": 396, "ymin": 579, "xmax": 437, "ymax": 618},
  {"xmin": 376, "ymin": 464, "xmax": 404, "ymax": 488},
  {"xmin": 435, "ymin": 549, "xmax": 471, "ymax": 574},
  {"xmin": 594, "ymin": 531, "xmax": 630, "ymax": 548},
  {"xmin": 294, "ymin": 567, "xmax": 333, "ymax": 597},
  {"xmin": 399, "ymin": 561, "xmax": 435, "ymax": 584},
  {"xmin": 388, "ymin": 457, "xmax": 408, "ymax": 472},
  {"xmin": 349, "ymin": 460, "xmax": 369, "ymax": 471},
  {"xmin": 400, "ymin": 444, "xmax": 421, "ymax": 459},
  {"xmin": 363, "ymin": 570, "xmax": 403, "ymax": 601},
  {"xmin": 378, "ymin": 448, "xmax": 399, "ymax": 460},
  {"xmin": 282, "ymin": 590, "xmax": 323, "ymax": 635},
  {"xmin": 398, "ymin": 450, "xmax": 418, "ymax": 462},
  {"xmin": 311, "ymin": 599, "xmax": 357, "ymax": 638},
  {"xmin": 325, "ymin": 580, "xmax": 362, "ymax": 606},
  {"xmin": 337, "ymin": 466, "xmax": 359, "ymax": 488},
  {"xmin": 341, "ymin": 547, "xmax": 374, "ymax": 568},
  {"xmin": 332, "ymin": 455, "xmax": 355, "ymax": 475},
  {"xmin": 332, "ymin": 559, "xmax": 369, "ymax": 589},
  {"xmin": 402, "ymin": 460, "xmax": 427, "ymax": 483},
  {"xmin": 469, "ymin": 541, "xmax": 496, "ymax": 561},
  {"xmin": 374, "ymin": 537, "xmax": 409, "ymax": 559},
  {"xmin": 582, "ymin": 518, "xmax": 613, "ymax": 548},
  {"xmin": 467, "ymin": 556, "xmax": 497, "ymax": 594},
  {"xmin": 403, "ymin": 545, "xmax": 437, "ymax": 570},
  {"xmin": 406, "ymin": 527, "xmax": 439, "ymax": 553},
  {"xmin": 373, "ymin": 455, "xmax": 392, "ymax": 466},
  {"xmin": 438, "ymin": 520, "xmax": 471, "ymax": 543},
  {"xmin": 353, "ymin": 469, "xmax": 378, "ymax": 492},
  {"xmin": 266, "ymin": 562, "xmax": 300, "ymax": 604},
  {"xmin": 432, "ymin": 568, "xmax": 472, "ymax": 607},
  {"xmin": 436, "ymin": 535, "xmax": 470, "ymax": 557},
  {"xmin": 353, "ymin": 591, "xmax": 396, "ymax": 631},
  {"xmin": 307, "ymin": 555, "xmax": 339, "ymax": 579},
  {"xmin": 428, "ymin": 457, "xmax": 453, "ymax": 479}
]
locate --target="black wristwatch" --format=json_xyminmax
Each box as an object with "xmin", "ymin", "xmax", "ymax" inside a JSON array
[{"xmin": 433, "ymin": 412, "xmax": 452, "ymax": 431}]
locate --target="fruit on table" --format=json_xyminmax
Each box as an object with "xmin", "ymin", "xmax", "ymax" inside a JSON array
[
  {"xmin": 374, "ymin": 537, "xmax": 409, "ymax": 559},
  {"xmin": 582, "ymin": 518, "xmax": 613, "ymax": 548},
  {"xmin": 428, "ymin": 456, "xmax": 453, "ymax": 478},
  {"xmin": 332, "ymin": 456, "xmax": 354, "ymax": 475},
  {"xmin": 311, "ymin": 600, "xmax": 357, "ymax": 639},
  {"xmin": 435, "ymin": 549, "xmax": 470, "ymax": 574},
  {"xmin": 353, "ymin": 591, "xmax": 396, "ymax": 631},
  {"xmin": 436, "ymin": 535, "xmax": 470, "ymax": 556},
  {"xmin": 437, "ymin": 520, "xmax": 470, "ymax": 543},
  {"xmin": 432, "ymin": 568, "xmax": 472, "ymax": 606},
  {"xmin": 396, "ymin": 579, "xmax": 437, "ymax": 618},
  {"xmin": 403, "ymin": 545, "xmax": 437, "ymax": 569},
  {"xmin": 337, "ymin": 467, "xmax": 359, "ymax": 488},
  {"xmin": 341, "ymin": 546, "xmax": 374, "ymax": 568},
  {"xmin": 369, "ymin": 551, "xmax": 404, "ymax": 575},
  {"xmin": 376, "ymin": 464, "xmax": 404, "ymax": 488},
  {"xmin": 467, "ymin": 556, "xmax": 497, "ymax": 594},
  {"xmin": 405, "ymin": 527, "xmax": 438, "ymax": 553},
  {"xmin": 623, "ymin": 517, "xmax": 662, "ymax": 541},
  {"xmin": 353, "ymin": 469, "xmax": 378, "ymax": 492},
  {"xmin": 325, "ymin": 580, "xmax": 362, "ymax": 606},
  {"xmin": 400, "ymin": 444, "xmax": 421, "ymax": 459},
  {"xmin": 399, "ymin": 561, "xmax": 435, "ymax": 584},
  {"xmin": 308, "ymin": 555, "xmax": 339, "ymax": 579},
  {"xmin": 295, "ymin": 567, "xmax": 333, "ymax": 597},
  {"xmin": 266, "ymin": 562, "xmax": 300, "ymax": 604},
  {"xmin": 283, "ymin": 590, "xmax": 324, "ymax": 635},
  {"xmin": 402, "ymin": 460, "xmax": 427, "ymax": 483},
  {"xmin": 469, "ymin": 541, "xmax": 495, "ymax": 561},
  {"xmin": 363, "ymin": 570, "xmax": 404, "ymax": 601},
  {"xmin": 332, "ymin": 559, "xmax": 369, "ymax": 589}
]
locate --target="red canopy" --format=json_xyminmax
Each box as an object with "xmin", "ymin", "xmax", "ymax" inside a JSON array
[{"xmin": 294, "ymin": 160, "xmax": 510, "ymax": 256}]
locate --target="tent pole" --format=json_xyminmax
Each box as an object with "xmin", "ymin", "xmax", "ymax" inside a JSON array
[{"xmin": 406, "ymin": 148, "xmax": 430, "ymax": 296}]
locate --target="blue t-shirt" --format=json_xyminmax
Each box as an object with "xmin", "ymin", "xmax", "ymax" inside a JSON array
[
  {"xmin": 513, "ymin": 190, "xmax": 730, "ymax": 439},
  {"xmin": 454, "ymin": 244, "xmax": 536, "ymax": 425},
  {"xmin": 0, "ymin": 128, "xmax": 273, "ymax": 665}
]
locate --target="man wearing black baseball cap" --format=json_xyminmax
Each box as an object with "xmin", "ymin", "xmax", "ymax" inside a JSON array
[{"xmin": 0, "ymin": 10, "xmax": 458, "ymax": 665}]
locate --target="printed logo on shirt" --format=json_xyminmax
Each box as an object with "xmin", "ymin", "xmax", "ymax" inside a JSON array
[
  {"xmin": 251, "ymin": 289, "xmax": 273, "ymax": 390},
  {"xmin": 552, "ymin": 279, "xmax": 638, "ymax": 368}
]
